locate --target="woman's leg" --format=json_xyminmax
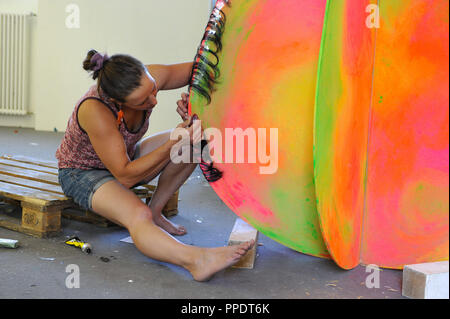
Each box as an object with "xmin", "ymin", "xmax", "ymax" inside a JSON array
[
  {"xmin": 135, "ymin": 129, "xmax": 197, "ymax": 236},
  {"xmin": 91, "ymin": 179, "xmax": 254, "ymax": 281},
  {"xmin": 148, "ymin": 161, "xmax": 196, "ymax": 235}
]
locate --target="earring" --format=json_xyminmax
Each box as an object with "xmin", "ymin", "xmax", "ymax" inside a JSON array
[{"xmin": 116, "ymin": 107, "xmax": 124, "ymax": 127}]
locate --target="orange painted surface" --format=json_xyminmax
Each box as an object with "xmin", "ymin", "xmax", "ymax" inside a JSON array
[{"xmin": 362, "ymin": 0, "xmax": 449, "ymax": 268}]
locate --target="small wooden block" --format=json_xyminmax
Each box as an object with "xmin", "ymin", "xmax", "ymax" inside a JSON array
[
  {"xmin": 228, "ymin": 217, "xmax": 258, "ymax": 269},
  {"xmin": 21, "ymin": 203, "xmax": 62, "ymax": 232},
  {"xmin": 402, "ymin": 261, "xmax": 449, "ymax": 299}
]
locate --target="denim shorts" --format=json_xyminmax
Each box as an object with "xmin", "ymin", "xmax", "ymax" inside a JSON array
[
  {"xmin": 57, "ymin": 144, "xmax": 150, "ymax": 210},
  {"xmin": 58, "ymin": 168, "xmax": 115, "ymax": 210}
]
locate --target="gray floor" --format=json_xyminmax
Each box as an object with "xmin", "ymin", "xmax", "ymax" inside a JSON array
[{"xmin": 0, "ymin": 126, "xmax": 405, "ymax": 299}]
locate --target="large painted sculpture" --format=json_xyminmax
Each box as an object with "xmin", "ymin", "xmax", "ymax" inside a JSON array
[{"xmin": 188, "ymin": 0, "xmax": 449, "ymax": 269}]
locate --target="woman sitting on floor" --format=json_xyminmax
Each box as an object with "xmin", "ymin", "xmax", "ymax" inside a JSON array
[{"xmin": 55, "ymin": 50, "xmax": 254, "ymax": 281}]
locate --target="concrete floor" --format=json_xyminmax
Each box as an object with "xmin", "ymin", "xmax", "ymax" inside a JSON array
[{"xmin": 0, "ymin": 126, "xmax": 405, "ymax": 299}]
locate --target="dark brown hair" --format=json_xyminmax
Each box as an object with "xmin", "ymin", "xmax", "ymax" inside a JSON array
[{"xmin": 83, "ymin": 49, "xmax": 146, "ymax": 103}]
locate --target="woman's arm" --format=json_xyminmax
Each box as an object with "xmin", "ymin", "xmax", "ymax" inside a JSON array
[
  {"xmin": 147, "ymin": 62, "xmax": 193, "ymax": 91},
  {"xmin": 78, "ymin": 99, "xmax": 182, "ymax": 188}
]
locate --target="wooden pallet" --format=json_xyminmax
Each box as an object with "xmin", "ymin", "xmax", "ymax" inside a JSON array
[
  {"xmin": 0, "ymin": 155, "xmax": 178, "ymax": 236},
  {"xmin": 0, "ymin": 155, "xmax": 71, "ymax": 237}
]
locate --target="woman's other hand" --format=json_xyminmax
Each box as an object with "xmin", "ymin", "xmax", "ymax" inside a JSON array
[
  {"xmin": 176, "ymin": 114, "xmax": 201, "ymax": 145},
  {"xmin": 176, "ymin": 92, "xmax": 189, "ymax": 121}
]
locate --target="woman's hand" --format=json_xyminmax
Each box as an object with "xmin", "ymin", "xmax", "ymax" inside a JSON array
[
  {"xmin": 176, "ymin": 114, "xmax": 202, "ymax": 145},
  {"xmin": 176, "ymin": 92, "xmax": 189, "ymax": 121}
]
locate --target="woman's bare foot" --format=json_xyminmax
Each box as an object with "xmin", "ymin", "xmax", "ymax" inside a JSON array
[
  {"xmin": 186, "ymin": 240, "xmax": 255, "ymax": 282},
  {"xmin": 153, "ymin": 214, "xmax": 187, "ymax": 236}
]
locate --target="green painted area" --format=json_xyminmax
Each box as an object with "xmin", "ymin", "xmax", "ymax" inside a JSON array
[
  {"xmin": 313, "ymin": 0, "xmax": 364, "ymax": 268},
  {"xmin": 314, "ymin": 0, "xmax": 344, "ymax": 182},
  {"xmin": 269, "ymin": 183, "xmax": 328, "ymax": 254},
  {"xmin": 379, "ymin": 0, "xmax": 408, "ymax": 30}
]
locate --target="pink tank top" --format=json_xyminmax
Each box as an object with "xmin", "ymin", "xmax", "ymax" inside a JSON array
[{"xmin": 56, "ymin": 85, "xmax": 151, "ymax": 170}]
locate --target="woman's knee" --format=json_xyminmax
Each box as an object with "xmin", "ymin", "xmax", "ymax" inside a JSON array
[
  {"xmin": 128, "ymin": 203, "xmax": 156, "ymax": 229},
  {"xmin": 136, "ymin": 130, "xmax": 173, "ymax": 157}
]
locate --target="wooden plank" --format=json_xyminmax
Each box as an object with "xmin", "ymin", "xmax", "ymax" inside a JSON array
[
  {"xmin": 62, "ymin": 207, "xmax": 117, "ymax": 228},
  {"xmin": 143, "ymin": 184, "xmax": 157, "ymax": 191},
  {"xmin": 62, "ymin": 209, "xmax": 114, "ymax": 227},
  {"xmin": 0, "ymin": 181, "xmax": 68, "ymax": 207},
  {"xmin": 163, "ymin": 209, "xmax": 178, "ymax": 218},
  {"xmin": 0, "ymin": 213, "xmax": 60, "ymax": 238},
  {"xmin": 0, "ymin": 158, "xmax": 58, "ymax": 175},
  {"xmin": 0, "ymin": 173, "xmax": 64, "ymax": 195},
  {"xmin": 1, "ymin": 155, "xmax": 58, "ymax": 169},
  {"xmin": 0, "ymin": 163, "xmax": 59, "ymax": 185},
  {"xmin": 133, "ymin": 185, "xmax": 152, "ymax": 196},
  {"xmin": 228, "ymin": 218, "xmax": 259, "ymax": 269},
  {"xmin": 85, "ymin": 210, "xmax": 117, "ymax": 227},
  {"xmin": 0, "ymin": 214, "xmax": 23, "ymax": 234}
]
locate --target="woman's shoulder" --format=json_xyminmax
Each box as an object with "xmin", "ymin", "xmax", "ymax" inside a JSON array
[
  {"xmin": 77, "ymin": 85, "xmax": 117, "ymax": 114},
  {"xmin": 78, "ymin": 97, "xmax": 116, "ymax": 119},
  {"xmin": 77, "ymin": 95, "xmax": 118, "ymax": 132}
]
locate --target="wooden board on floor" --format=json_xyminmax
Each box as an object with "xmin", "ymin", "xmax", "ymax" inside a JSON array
[
  {"xmin": 0, "ymin": 181, "xmax": 67, "ymax": 205},
  {"xmin": 0, "ymin": 162, "xmax": 59, "ymax": 185},
  {"xmin": 1, "ymin": 155, "xmax": 58, "ymax": 169},
  {"xmin": 0, "ymin": 157, "xmax": 58, "ymax": 175},
  {"xmin": 228, "ymin": 217, "xmax": 259, "ymax": 269},
  {"xmin": 0, "ymin": 172, "xmax": 64, "ymax": 195}
]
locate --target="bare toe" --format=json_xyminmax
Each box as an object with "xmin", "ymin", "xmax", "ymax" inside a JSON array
[
  {"xmin": 154, "ymin": 215, "xmax": 187, "ymax": 236},
  {"xmin": 188, "ymin": 242, "xmax": 256, "ymax": 282},
  {"xmin": 177, "ymin": 226, "xmax": 187, "ymax": 235}
]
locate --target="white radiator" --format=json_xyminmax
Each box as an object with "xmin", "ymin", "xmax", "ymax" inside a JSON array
[{"xmin": 0, "ymin": 13, "xmax": 31, "ymax": 115}]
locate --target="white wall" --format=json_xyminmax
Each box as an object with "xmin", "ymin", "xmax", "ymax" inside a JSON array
[
  {"xmin": 0, "ymin": 0, "xmax": 38, "ymax": 128},
  {"xmin": 0, "ymin": 0, "xmax": 38, "ymax": 14},
  {"xmin": 0, "ymin": 0, "xmax": 211, "ymax": 135}
]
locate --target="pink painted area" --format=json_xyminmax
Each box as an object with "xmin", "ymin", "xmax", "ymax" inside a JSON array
[
  {"xmin": 362, "ymin": 0, "xmax": 449, "ymax": 268},
  {"xmin": 212, "ymin": 178, "xmax": 277, "ymax": 222}
]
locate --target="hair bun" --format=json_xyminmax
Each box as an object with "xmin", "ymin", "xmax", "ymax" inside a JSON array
[{"xmin": 82, "ymin": 49, "xmax": 100, "ymax": 79}]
